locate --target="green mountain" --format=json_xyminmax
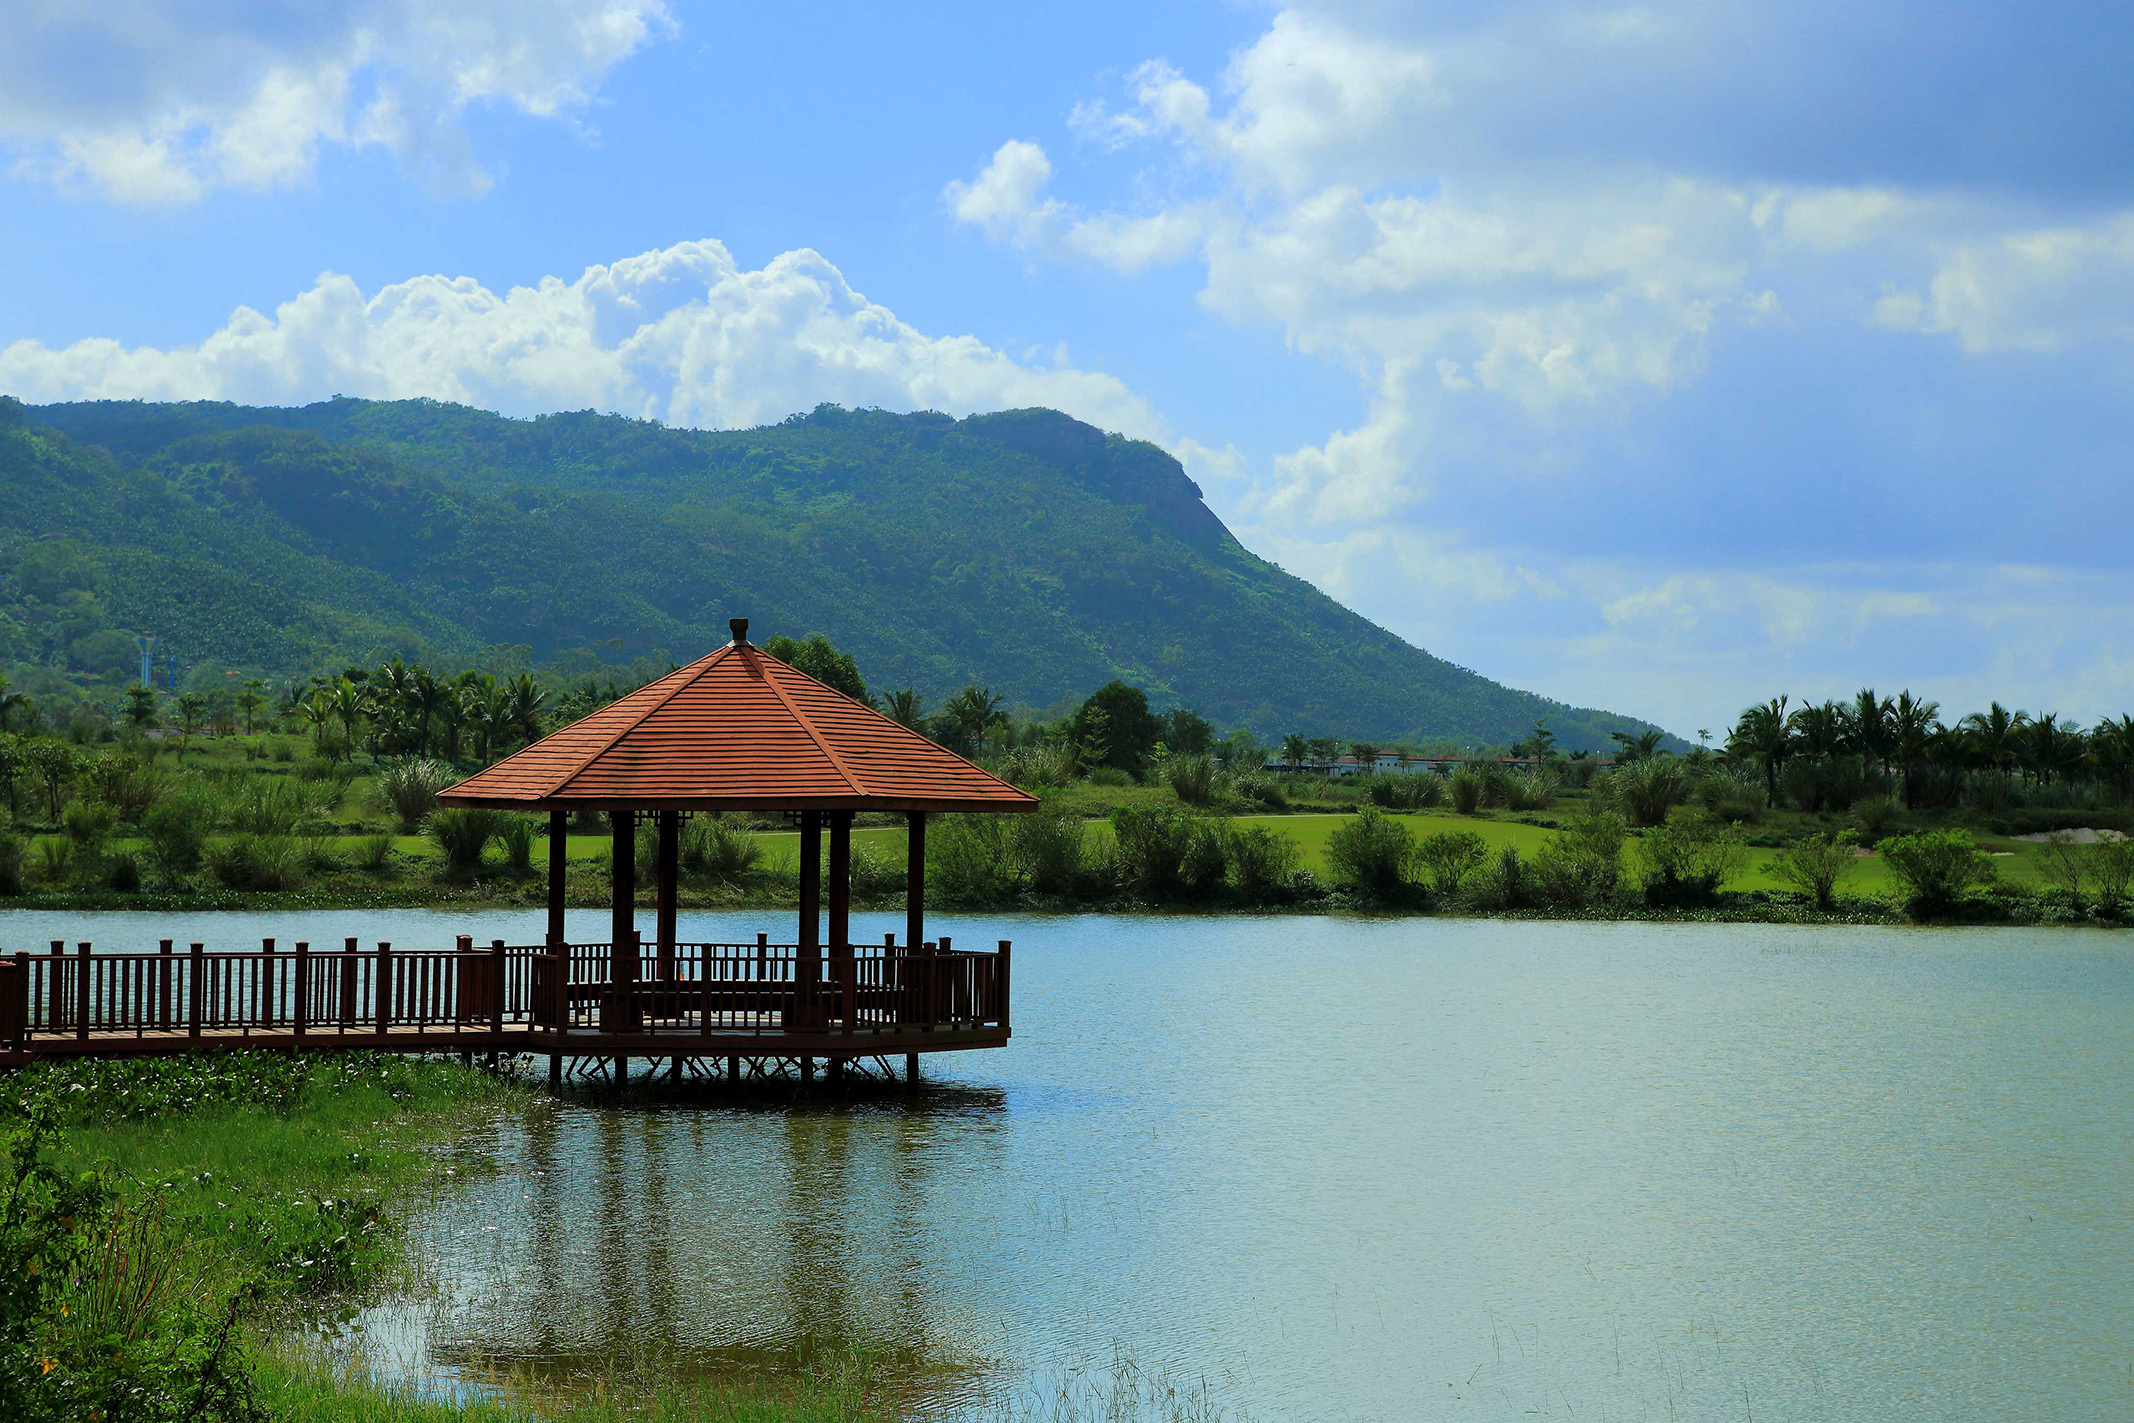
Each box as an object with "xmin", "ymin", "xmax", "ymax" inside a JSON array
[{"xmin": 0, "ymin": 394, "xmax": 1668, "ymax": 751}]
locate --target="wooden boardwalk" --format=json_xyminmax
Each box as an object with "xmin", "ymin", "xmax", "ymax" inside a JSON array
[{"xmin": 0, "ymin": 935, "xmax": 1009, "ymax": 1072}]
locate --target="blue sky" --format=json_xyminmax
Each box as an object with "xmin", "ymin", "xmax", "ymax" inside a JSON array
[{"xmin": 2, "ymin": 0, "xmax": 2130, "ymax": 735}]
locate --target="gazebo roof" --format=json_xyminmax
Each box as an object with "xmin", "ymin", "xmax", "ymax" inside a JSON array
[{"xmin": 437, "ymin": 622, "xmax": 1038, "ymax": 814}]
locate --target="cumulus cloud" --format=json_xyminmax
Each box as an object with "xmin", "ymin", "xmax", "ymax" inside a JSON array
[
  {"xmin": 0, "ymin": 240, "xmax": 1165, "ymax": 438},
  {"xmin": 0, "ymin": 0, "xmax": 674, "ymax": 202}
]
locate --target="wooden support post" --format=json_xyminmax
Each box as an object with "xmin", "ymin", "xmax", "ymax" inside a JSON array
[
  {"xmin": 549, "ymin": 1053, "xmax": 562, "ymax": 1089},
  {"xmin": 727, "ymin": 1054, "xmax": 739, "ymax": 1083},
  {"xmin": 491, "ymin": 939, "xmax": 507, "ymax": 1034},
  {"xmin": 656, "ymin": 810, "xmax": 679, "ymax": 982},
  {"xmin": 375, "ymin": 942, "xmax": 394, "ymax": 1034},
  {"xmin": 999, "ymin": 940, "xmax": 1012, "ymax": 1027},
  {"xmin": 800, "ymin": 1054, "xmax": 814, "ymax": 1083},
  {"xmin": 294, "ymin": 942, "xmax": 310, "ymax": 1040},
  {"xmin": 158, "ymin": 940, "xmax": 173, "ymax": 1031},
  {"xmin": 610, "ymin": 811, "xmax": 639, "ymax": 1031},
  {"xmin": 547, "ymin": 810, "xmax": 569, "ymax": 947},
  {"xmin": 188, "ymin": 943, "xmax": 204, "ymax": 1041},
  {"xmin": 828, "ymin": 812, "xmax": 851, "ymax": 1032},
  {"xmin": 796, "ymin": 811, "xmax": 821, "ymax": 1029},
  {"xmin": 341, "ymin": 938, "xmax": 358, "ymax": 1027},
  {"xmin": 76, "ymin": 942, "xmax": 91, "ymax": 1041},
  {"xmin": 615, "ymin": 1055, "xmax": 628, "ymax": 1091},
  {"xmin": 905, "ymin": 810, "xmax": 926, "ymax": 976},
  {"xmin": 905, "ymin": 1052, "xmax": 919, "ymax": 1087}
]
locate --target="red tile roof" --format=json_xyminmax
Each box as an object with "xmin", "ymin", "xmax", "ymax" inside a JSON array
[{"xmin": 438, "ymin": 636, "xmax": 1037, "ymax": 813}]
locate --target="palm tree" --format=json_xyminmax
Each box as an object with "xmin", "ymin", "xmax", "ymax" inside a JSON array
[
  {"xmin": 506, "ymin": 674, "xmax": 547, "ymax": 748},
  {"xmin": 1609, "ymin": 728, "xmax": 1666, "ymax": 764},
  {"xmin": 2091, "ymin": 714, "xmax": 2134, "ymax": 805},
  {"xmin": 1787, "ymin": 701, "xmax": 1848, "ymax": 762},
  {"xmin": 1847, "ymin": 688, "xmax": 1894, "ymax": 781},
  {"xmin": 1891, "ymin": 690, "xmax": 1941, "ymax": 808},
  {"xmin": 1281, "ymin": 734, "xmax": 1308, "ymax": 772},
  {"xmin": 330, "ymin": 678, "xmax": 366, "ymax": 761},
  {"xmin": 2017, "ymin": 712, "xmax": 2083, "ymax": 786},
  {"xmin": 940, "ymin": 685, "xmax": 1003, "ymax": 755},
  {"xmin": 299, "ymin": 691, "xmax": 334, "ymax": 754},
  {"xmin": 0, "ymin": 673, "xmax": 27, "ymax": 733},
  {"xmin": 883, "ymin": 687, "xmax": 928, "ymax": 734},
  {"xmin": 1960, "ymin": 702, "xmax": 2020, "ymax": 780},
  {"xmin": 1727, "ymin": 697, "xmax": 1790, "ymax": 806}
]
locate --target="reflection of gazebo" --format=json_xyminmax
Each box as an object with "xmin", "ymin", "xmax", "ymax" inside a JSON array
[{"xmin": 437, "ymin": 619, "xmax": 1035, "ymax": 1085}]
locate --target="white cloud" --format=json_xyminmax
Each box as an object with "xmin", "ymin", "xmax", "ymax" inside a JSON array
[
  {"xmin": 1873, "ymin": 216, "xmax": 2134, "ymax": 353},
  {"xmin": 0, "ymin": 0, "xmax": 673, "ymax": 202},
  {"xmin": 943, "ymin": 140, "xmax": 1062, "ymax": 250},
  {"xmin": 0, "ymin": 240, "xmax": 1166, "ymax": 439}
]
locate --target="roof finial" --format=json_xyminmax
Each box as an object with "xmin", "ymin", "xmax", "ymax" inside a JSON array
[{"xmin": 728, "ymin": 617, "xmax": 750, "ymax": 645}]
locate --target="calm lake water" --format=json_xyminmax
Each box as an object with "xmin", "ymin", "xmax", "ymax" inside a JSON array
[{"xmin": 9, "ymin": 909, "xmax": 2132, "ymax": 1421}]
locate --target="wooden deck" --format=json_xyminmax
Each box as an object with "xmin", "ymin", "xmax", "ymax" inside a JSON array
[{"xmin": 0, "ymin": 935, "xmax": 1009, "ymax": 1069}]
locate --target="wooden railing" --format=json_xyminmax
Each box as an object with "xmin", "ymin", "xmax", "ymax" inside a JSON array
[{"xmin": 1, "ymin": 933, "xmax": 1010, "ymax": 1052}]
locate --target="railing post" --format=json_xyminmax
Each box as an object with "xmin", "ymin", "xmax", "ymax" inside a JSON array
[
  {"xmin": 76, "ymin": 942, "xmax": 91, "ymax": 1041},
  {"xmin": 293, "ymin": 942, "xmax": 310, "ymax": 1040},
  {"xmin": 188, "ymin": 943, "xmax": 204, "ymax": 1041},
  {"xmin": 158, "ymin": 940, "xmax": 173, "ymax": 1032},
  {"xmin": 48, "ymin": 941, "xmax": 64, "ymax": 1038},
  {"xmin": 998, "ymin": 940, "xmax": 1011, "ymax": 1027},
  {"xmin": 921, "ymin": 940, "xmax": 937, "ymax": 1030},
  {"xmin": 261, "ymin": 939, "xmax": 275, "ymax": 1032},
  {"xmin": 1, "ymin": 954, "xmax": 24, "ymax": 1053},
  {"xmin": 375, "ymin": 942, "xmax": 394, "ymax": 1035},
  {"xmin": 341, "ymin": 938, "xmax": 359, "ymax": 1027},
  {"xmin": 491, "ymin": 939, "xmax": 506, "ymax": 1034}
]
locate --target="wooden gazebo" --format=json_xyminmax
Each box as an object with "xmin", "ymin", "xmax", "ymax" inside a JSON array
[{"xmin": 435, "ymin": 618, "xmax": 1037, "ymax": 1085}]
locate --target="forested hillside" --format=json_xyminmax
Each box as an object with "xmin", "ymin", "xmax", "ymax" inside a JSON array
[{"xmin": 2, "ymin": 394, "xmax": 1667, "ymax": 750}]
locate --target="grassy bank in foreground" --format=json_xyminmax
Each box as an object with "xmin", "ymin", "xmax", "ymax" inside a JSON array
[{"xmin": 0, "ymin": 1053, "xmax": 894, "ymax": 1423}]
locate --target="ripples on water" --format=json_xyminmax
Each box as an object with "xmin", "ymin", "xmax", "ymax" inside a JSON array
[{"xmin": 12, "ymin": 908, "xmax": 2132, "ymax": 1421}]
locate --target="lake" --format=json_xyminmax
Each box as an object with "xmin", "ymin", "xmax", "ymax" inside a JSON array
[{"xmin": 7, "ymin": 909, "xmax": 2130, "ymax": 1421}]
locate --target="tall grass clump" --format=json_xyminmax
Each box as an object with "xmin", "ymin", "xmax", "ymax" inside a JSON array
[
  {"xmin": 1468, "ymin": 844, "xmax": 1528, "ymax": 909},
  {"xmin": 498, "ymin": 815, "xmax": 540, "ymax": 871},
  {"xmin": 1221, "ymin": 823, "xmax": 1302, "ymax": 899},
  {"xmin": 1160, "ymin": 753, "xmax": 1219, "ymax": 806},
  {"xmin": 1448, "ymin": 765, "xmax": 1488, "ymax": 815},
  {"xmin": 226, "ymin": 779, "xmax": 322, "ymax": 837},
  {"xmin": 1503, "ymin": 769, "xmax": 1559, "ymax": 812},
  {"xmin": 927, "ymin": 814, "xmax": 1019, "ymax": 903},
  {"xmin": 376, "ymin": 758, "xmax": 456, "ymax": 830},
  {"xmin": 0, "ymin": 827, "xmax": 25, "ymax": 895},
  {"xmin": 141, "ymin": 791, "xmax": 215, "ymax": 886},
  {"xmin": 1771, "ymin": 831, "xmax": 1857, "ymax": 908},
  {"xmin": 1879, "ymin": 829, "xmax": 1997, "ymax": 918},
  {"xmin": 1602, "ymin": 757, "xmax": 1690, "ymax": 827},
  {"xmin": 1635, "ymin": 807, "xmax": 1747, "ymax": 907},
  {"xmin": 426, "ymin": 807, "xmax": 505, "ymax": 873},
  {"xmin": 681, "ymin": 815, "xmax": 764, "ymax": 881},
  {"xmin": 1325, "ymin": 806, "xmax": 1415, "ymax": 894},
  {"xmin": 995, "ymin": 743, "xmax": 1077, "ymax": 789},
  {"xmin": 205, "ymin": 833, "xmax": 303, "ymax": 891},
  {"xmin": 356, "ymin": 833, "xmax": 396, "ymax": 875},
  {"xmin": 1013, "ymin": 800, "xmax": 1088, "ymax": 895}
]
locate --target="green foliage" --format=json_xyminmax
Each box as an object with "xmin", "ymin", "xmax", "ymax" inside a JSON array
[
  {"xmin": 1448, "ymin": 765, "xmax": 1486, "ymax": 815},
  {"xmin": 497, "ymin": 815, "xmax": 539, "ymax": 871},
  {"xmin": 0, "ymin": 827, "xmax": 23, "ymax": 895},
  {"xmin": 1220, "ymin": 823, "xmax": 1301, "ymax": 899},
  {"xmin": 1528, "ymin": 812, "xmax": 1628, "ymax": 908},
  {"xmin": 1365, "ymin": 773, "xmax": 1440, "ymax": 810},
  {"xmin": 61, "ymin": 798, "xmax": 116, "ymax": 852},
  {"xmin": 1075, "ymin": 681, "xmax": 1164, "ymax": 776},
  {"xmin": 355, "ymin": 833, "xmax": 396, "ymax": 875},
  {"xmin": 1603, "ymin": 756, "xmax": 1691, "ymax": 827},
  {"xmin": 680, "ymin": 816, "xmax": 763, "ymax": 881},
  {"xmin": 1324, "ymin": 806, "xmax": 1415, "ymax": 893},
  {"xmin": 1468, "ymin": 844, "xmax": 1528, "ymax": 909},
  {"xmin": 376, "ymin": 759, "xmax": 456, "ymax": 830},
  {"xmin": 764, "ymin": 633, "xmax": 871, "ymax": 705},
  {"xmin": 1013, "ymin": 801, "xmax": 1088, "ymax": 895},
  {"xmin": 991, "ymin": 743, "xmax": 1076, "ymax": 789},
  {"xmin": 1107, "ymin": 804, "xmax": 1225, "ymax": 898},
  {"xmin": 205, "ymin": 834, "xmax": 303, "ymax": 891},
  {"xmin": 1635, "ymin": 807, "xmax": 1748, "ymax": 907},
  {"xmin": 1414, "ymin": 829, "xmax": 1488, "ymax": 896},
  {"xmin": 924, "ymin": 814, "xmax": 1018, "ymax": 903},
  {"xmin": 1879, "ymin": 829, "xmax": 1998, "ymax": 917},
  {"xmin": 426, "ymin": 808, "xmax": 504, "ymax": 873},
  {"xmin": 1772, "ymin": 832, "xmax": 1858, "ymax": 908},
  {"xmin": 1502, "ymin": 769, "xmax": 1558, "ymax": 811},
  {"xmin": 2088, "ymin": 838, "xmax": 2134, "ymax": 914},
  {"xmin": 85, "ymin": 749, "xmax": 165, "ymax": 822},
  {"xmin": 1852, "ymin": 794, "xmax": 1899, "ymax": 842},
  {"xmin": 141, "ymin": 791, "xmax": 215, "ymax": 885},
  {"xmin": 1160, "ymin": 752, "xmax": 1218, "ymax": 805}
]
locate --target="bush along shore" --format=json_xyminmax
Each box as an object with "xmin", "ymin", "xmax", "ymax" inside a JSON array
[{"xmin": 0, "ymin": 1051, "xmax": 903, "ymax": 1423}]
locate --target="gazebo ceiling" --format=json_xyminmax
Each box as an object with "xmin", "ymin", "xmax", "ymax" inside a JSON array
[{"xmin": 436, "ymin": 620, "xmax": 1038, "ymax": 814}]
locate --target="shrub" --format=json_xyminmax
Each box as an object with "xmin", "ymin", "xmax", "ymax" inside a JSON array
[
  {"xmin": 355, "ymin": 833, "xmax": 396, "ymax": 874},
  {"xmin": 1013, "ymin": 800, "xmax": 1087, "ymax": 895},
  {"xmin": 226, "ymin": 780, "xmax": 319, "ymax": 837},
  {"xmin": 2089, "ymin": 838, "xmax": 2133, "ymax": 914},
  {"xmin": 375, "ymin": 758, "xmax": 456, "ymax": 830},
  {"xmin": 270, "ymin": 741, "xmax": 296, "ymax": 763},
  {"xmin": 1879, "ymin": 829, "xmax": 1997, "ymax": 917},
  {"xmin": 425, "ymin": 808, "xmax": 504, "ymax": 873},
  {"xmin": 1448, "ymin": 766, "xmax": 1487, "ymax": 815},
  {"xmin": 995, "ymin": 744, "xmax": 1077, "ymax": 789},
  {"xmin": 1222, "ymin": 823, "xmax": 1301, "ymax": 899},
  {"xmin": 206, "ymin": 833, "xmax": 303, "ymax": 890},
  {"xmin": 61, "ymin": 799, "xmax": 117, "ymax": 852},
  {"xmin": 141, "ymin": 793, "xmax": 214, "ymax": 885},
  {"xmin": 35, "ymin": 838, "xmax": 70, "ymax": 885},
  {"xmin": 105, "ymin": 850, "xmax": 143, "ymax": 893},
  {"xmin": 497, "ymin": 815, "xmax": 539, "ymax": 871},
  {"xmin": 1772, "ymin": 831, "xmax": 1858, "ymax": 908},
  {"xmin": 1603, "ymin": 757, "xmax": 1690, "ymax": 827},
  {"xmin": 1414, "ymin": 829, "xmax": 1488, "ymax": 897},
  {"xmin": 84, "ymin": 750, "xmax": 165, "ymax": 822},
  {"xmin": 681, "ymin": 815, "xmax": 764, "ymax": 881},
  {"xmin": 1529, "ymin": 812, "xmax": 1628, "ymax": 907},
  {"xmin": 1224, "ymin": 770, "xmax": 1289, "ymax": 810},
  {"xmin": 848, "ymin": 843, "xmax": 905, "ymax": 896},
  {"xmin": 0, "ymin": 829, "xmax": 25, "ymax": 895},
  {"xmin": 1636, "ymin": 807, "xmax": 1748, "ymax": 907},
  {"xmin": 1468, "ymin": 844, "xmax": 1527, "ymax": 909},
  {"xmin": 1109, "ymin": 805, "xmax": 1225, "ymax": 898},
  {"xmin": 1083, "ymin": 766, "xmax": 1134, "ymax": 787},
  {"xmin": 1715, "ymin": 793, "xmax": 1763, "ymax": 825},
  {"xmin": 295, "ymin": 756, "xmax": 344, "ymax": 782},
  {"xmin": 2034, "ymin": 830, "xmax": 2089, "ymax": 902},
  {"xmin": 1325, "ymin": 806, "xmax": 1415, "ymax": 893},
  {"xmin": 1161, "ymin": 753, "xmax": 1219, "ymax": 806},
  {"xmin": 1852, "ymin": 794, "xmax": 1900, "ymax": 842},
  {"xmin": 927, "ymin": 813, "xmax": 1019, "ymax": 903}
]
